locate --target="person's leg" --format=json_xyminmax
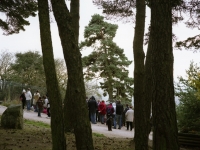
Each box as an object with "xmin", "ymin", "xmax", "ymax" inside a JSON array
[
  {"xmin": 90, "ymin": 112, "xmax": 95, "ymax": 124},
  {"xmin": 26, "ymin": 100, "xmax": 29, "ymax": 110},
  {"xmin": 96, "ymin": 110, "xmax": 98, "ymax": 122},
  {"xmin": 115, "ymin": 114, "xmax": 119, "ymax": 128},
  {"xmin": 101, "ymin": 114, "xmax": 104, "ymax": 124},
  {"xmin": 22, "ymin": 101, "xmax": 25, "ymax": 109},
  {"xmin": 113, "ymin": 114, "xmax": 116, "ymax": 128},
  {"xmin": 130, "ymin": 121, "xmax": 133, "ymax": 131},
  {"xmin": 38, "ymin": 108, "xmax": 40, "ymax": 116},
  {"xmin": 47, "ymin": 108, "xmax": 50, "ymax": 117},
  {"xmin": 118, "ymin": 115, "xmax": 122, "ymax": 129},
  {"xmin": 126, "ymin": 121, "xmax": 129, "ymax": 130}
]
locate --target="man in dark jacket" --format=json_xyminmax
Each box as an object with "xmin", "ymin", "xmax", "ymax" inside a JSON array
[
  {"xmin": 88, "ymin": 96, "xmax": 98, "ymax": 124},
  {"xmin": 114, "ymin": 100, "xmax": 124, "ymax": 129}
]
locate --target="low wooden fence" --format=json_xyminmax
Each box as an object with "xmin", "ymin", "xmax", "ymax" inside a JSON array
[{"xmin": 178, "ymin": 132, "xmax": 200, "ymax": 148}]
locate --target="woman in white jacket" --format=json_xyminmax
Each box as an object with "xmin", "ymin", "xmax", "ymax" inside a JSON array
[{"xmin": 125, "ymin": 106, "xmax": 134, "ymax": 131}]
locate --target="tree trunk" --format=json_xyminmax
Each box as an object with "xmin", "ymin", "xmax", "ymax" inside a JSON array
[
  {"xmin": 38, "ymin": 0, "xmax": 66, "ymax": 149},
  {"xmin": 144, "ymin": 28, "xmax": 153, "ymax": 137},
  {"xmin": 50, "ymin": 0, "xmax": 94, "ymax": 149},
  {"xmin": 64, "ymin": 0, "xmax": 80, "ymax": 133},
  {"xmin": 133, "ymin": 0, "xmax": 147, "ymax": 149},
  {"xmin": 150, "ymin": 1, "xmax": 179, "ymax": 149}
]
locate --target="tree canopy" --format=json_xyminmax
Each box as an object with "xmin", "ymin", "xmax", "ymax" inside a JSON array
[
  {"xmin": 81, "ymin": 14, "xmax": 133, "ymax": 103},
  {"xmin": 176, "ymin": 61, "xmax": 200, "ymax": 133},
  {"xmin": 0, "ymin": 0, "xmax": 37, "ymax": 35}
]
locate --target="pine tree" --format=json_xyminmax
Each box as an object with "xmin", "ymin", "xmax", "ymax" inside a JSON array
[
  {"xmin": 81, "ymin": 14, "xmax": 133, "ymax": 103},
  {"xmin": 0, "ymin": 0, "xmax": 37, "ymax": 35}
]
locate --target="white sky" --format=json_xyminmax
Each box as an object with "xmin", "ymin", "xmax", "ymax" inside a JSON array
[{"xmin": 0, "ymin": 1, "xmax": 199, "ymax": 82}]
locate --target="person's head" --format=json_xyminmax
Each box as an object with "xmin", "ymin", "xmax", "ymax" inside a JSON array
[
  {"xmin": 126, "ymin": 104, "xmax": 129, "ymax": 107},
  {"xmin": 102, "ymin": 100, "xmax": 105, "ymax": 103},
  {"xmin": 27, "ymin": 88, "xmax": 30, "ymax": 91},
  {"xmin": 38, "ymin": 96, "xmax": 41, "ymax": 100},
  {"xmin": 22, "ymin": 89, "xmax": 26, "ymax": 93},
  {"xmin": 36, "ymin": 90, "xmax": 39, "ymax": 93}
]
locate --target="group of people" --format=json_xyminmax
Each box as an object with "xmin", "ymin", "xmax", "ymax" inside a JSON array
[
  {"xmin": 20, "ymin": 88, "xmax": 50, "ymax": 118},
  {"xmin": 87, "ymin": 96, "xmax": 134, "ymax": 131}
]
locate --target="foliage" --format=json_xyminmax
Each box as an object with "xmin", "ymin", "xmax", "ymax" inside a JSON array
[
  {"xmin": 85, "ymin": 80, "xmax": 102, "ymax": 100},
  {"xmin": 93, "ymin": 0, "xmax": 135, "ymax": 22},
  {"xmin": 175, "ymin": 1, "xmax": 200, "ymax": 50},
  {"xmin": 9, "ymin": 51, "xmax": 46, "ymax": 88},
  {"xmin": 0, "ymin": 0, "xmax": 37, "ymax": 35},
  {"xmin": 54, "ymin": 58, "xmax": 68, "ymax": 99},
  {"xmin": 81, "ymin": 14, "xmax": 133, "ymax": 103},
  {"xmin": 0, "ymin": 50, "xmax": 14, "ymax": 80},
  {"xmin": 1, "ymin": 100, "xmax": 20, "ymax": 107},
  {"xmin": 176, "ymin": 62, "xmax": 200, "ymax": 133}
]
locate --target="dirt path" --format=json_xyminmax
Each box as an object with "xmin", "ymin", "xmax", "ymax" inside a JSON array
[{"xmin": 0, "ymin": 105, "xmax": 152, "ymax": 139}]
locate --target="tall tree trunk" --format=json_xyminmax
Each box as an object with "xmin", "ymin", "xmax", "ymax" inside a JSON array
[
  {"xmin": 38, "ymin": 0, "xmax": 66, "ymax": 150},
  {"xmin": 144, "ymin": 25, "xmax": 153, "ymax": 141},
  {"xmin": 50, "ymin": 0, "xmax": 94, "ymax": 149},
  {"xmin": 133, "ymin": 0, "xmax": 147, "ymax": 149},
  {"xmin": 150, "ymin": 1, "xmax": 179, "ymax": 149},
  {"xmin": 64, "ymin": 0, "xmax": 80, "ymax": 133}
]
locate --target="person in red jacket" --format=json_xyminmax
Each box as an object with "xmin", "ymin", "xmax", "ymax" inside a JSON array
[{"xmin": 98, "ymin": 100, "xmax": 106, "ymax": 124}]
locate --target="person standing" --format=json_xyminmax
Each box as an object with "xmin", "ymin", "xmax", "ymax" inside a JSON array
[
  {"xmin": 37, "ymin": 97, "xmax": 43, "ymax": 117},
  {"xmin": 88, "ymin": 96, "xmax": 98, "ymax": 124},
  {"xmin": 123, "ymin": 104, "xmax": 129, "ymax": 126},
  {"xmin": 125, "ymin": 106, "xmax": 134, "ymax": 131},
  {"xmin": 96, "ymin": 100, "xmax": 101, "ymax": 122},
  {"xmin": 106, "ymin": 102, "xmax": 114, "ymax": 118},
  {"xmin": 33, "ymin": 90, "xmax": 40, "ymax": 112},
  {"xmin": 112, "ymin": 102, "xmax": 116, "ymax": 127},
  {"xmin": 115, "ymin": 100, "xmax": 124, "ymax": 129},
  {"xmin": 20, "ymin": 89, "xmax": 26, "ymax": 110},
  {"xmin": 47, "ymin": 99, "xmax": 50, "ymax": 118},
  {"xmin": 98, "ymin": 100, "xmax": 106, "ymax": 124},
  {"xmin": 25, "ymin": 88, "xmax": 32, "ymax": 111}
]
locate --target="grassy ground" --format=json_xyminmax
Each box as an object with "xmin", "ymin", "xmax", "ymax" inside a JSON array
[
  {"xmin": 0, "ymin": 117, "xmax": 199, "ymax": 150},
  {"xmin": 0, "ymin": 118, "xmax": 136, "ymax": 150}
]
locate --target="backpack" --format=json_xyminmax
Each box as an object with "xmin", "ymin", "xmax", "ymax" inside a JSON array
[{"xmin": 107, "ymin": 107, "xmax": 112, "ymax": 115}]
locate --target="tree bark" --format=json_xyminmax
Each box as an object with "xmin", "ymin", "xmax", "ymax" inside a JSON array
[
  {"xmin": 38, "ymin": 0, "xmax": 66, "ymax": 149},
  {"xmin": 50, "ymin": 0, "xmax": 94, "ymax": 149},
  {"xmin": 133, "ymin": 0, "xmax": 148, "ymax": 149},
  {"xmin": 150, "ymin": 1, "xmax": 179, "ymax": 149}
]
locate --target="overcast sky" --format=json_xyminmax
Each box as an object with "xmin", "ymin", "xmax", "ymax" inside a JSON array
[{"xmin": 0, "ymin": 1, "xmax": 199, "ymax": 82}]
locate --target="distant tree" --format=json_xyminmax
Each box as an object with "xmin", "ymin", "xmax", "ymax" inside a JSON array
[
  {"xmin": 0, "ymin": 50, "xmax": 14, "ymax": 80},
  {"xmin": 0, "ymin": 0, "xmax": 37, "ymax": 35},
  {"xmin": 85, "ymin": 80, "xmax": 102, "ymax": 100},
  {"xmin": 38, "ymin": 0, "xmax": 66, "ymax": 149},
  {"xmin": 10, "ymin": 51, "xmax": 45, "ymax": 87},
  {"xmin": 54, "ymin": 58, "xmax": 68, "ymax": 99},
  {"xmin": 50, "ymin": 0, "xmax": 94, "ymax": 149},
  {"xmin": 81, "ymin": 14, "xmax": 133, "ymax": 103},
  {"xmin": 176, "ymin": 62, "xmax": 200, "ymax": 133}
]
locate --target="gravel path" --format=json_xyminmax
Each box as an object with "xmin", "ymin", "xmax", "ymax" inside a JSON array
[{"xmin": 0, "ymin": 105, "xmax": 152, "ymax": 139}]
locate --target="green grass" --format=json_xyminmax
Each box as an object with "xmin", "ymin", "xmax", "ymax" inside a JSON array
[
  {"xmin": 92, "ymin": 132, "xmax": 105, "ymax": 137},
  {"xmin": 24, "ymin": 119, "xmax": 50, "ymax": 128}
]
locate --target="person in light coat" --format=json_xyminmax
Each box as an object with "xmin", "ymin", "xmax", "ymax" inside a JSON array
[
  {"xmin": 125, "ymin": 106, "xmax": 134, "ymax": 131},
  {"xmin": 25, "ymin": 88, "xmax": 32, "ymax": 111}
]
